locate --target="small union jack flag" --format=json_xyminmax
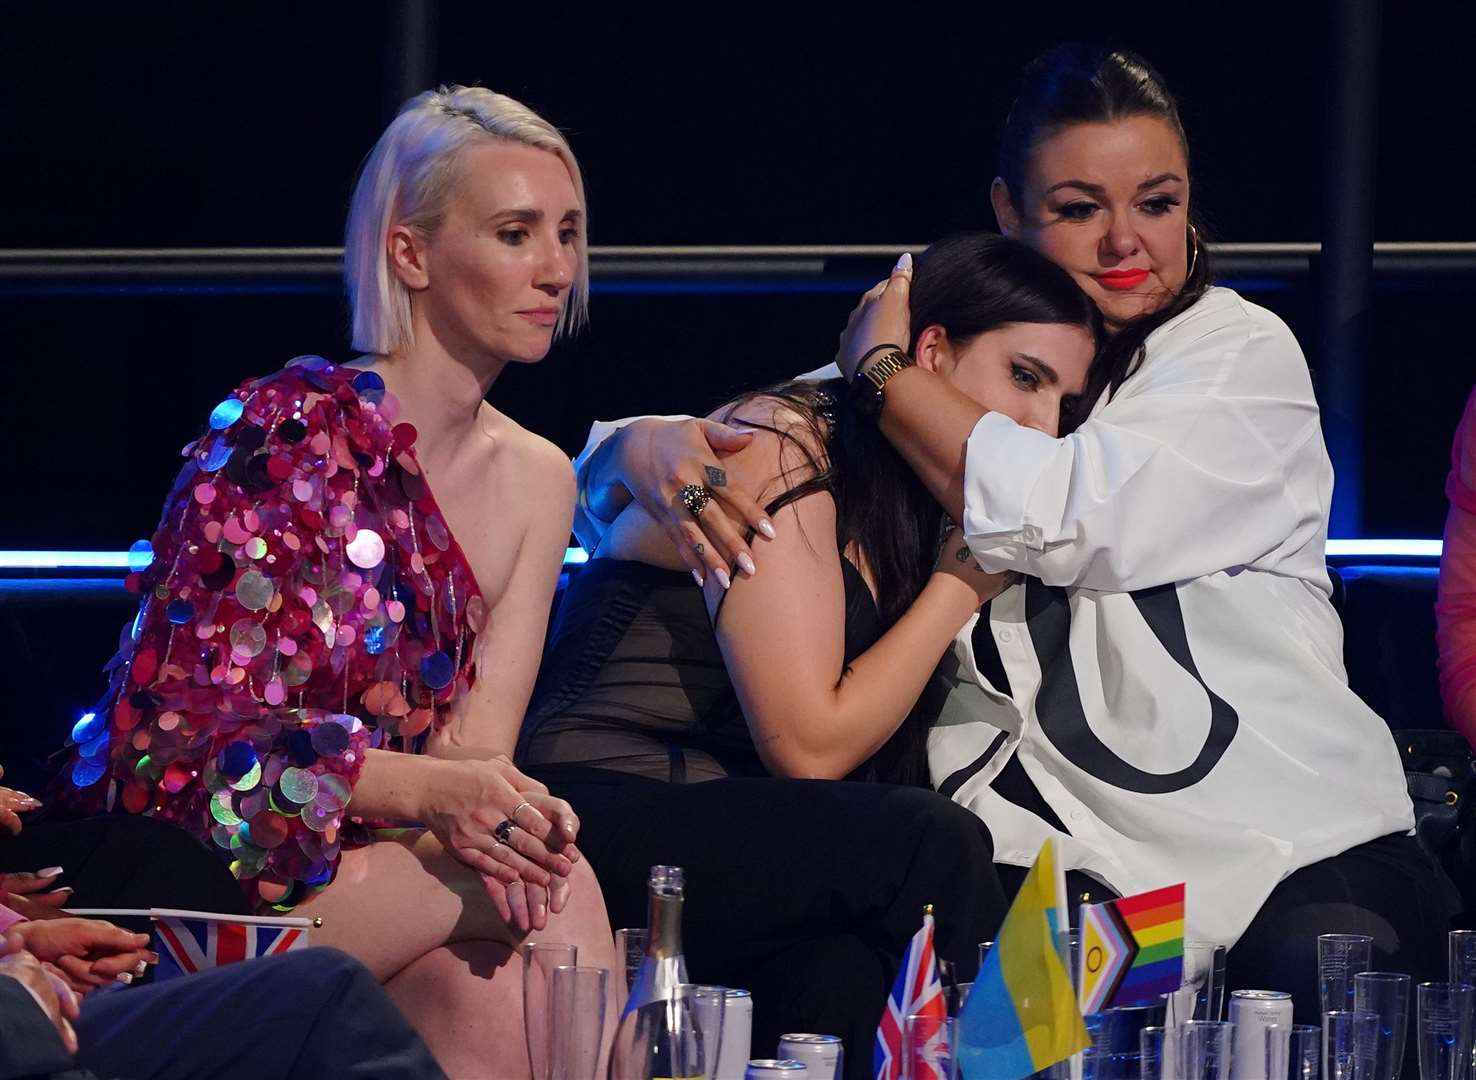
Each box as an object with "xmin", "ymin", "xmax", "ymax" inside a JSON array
[
  {"xmin": 151, "ymin": 908, "xmax": 312, "ymax": 981},
  {"xmin": 875, "ymin": 909, "xmax": 949, "ymax": 1080}
]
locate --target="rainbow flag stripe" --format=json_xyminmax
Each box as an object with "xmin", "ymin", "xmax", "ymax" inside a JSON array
[{"xmin": 1078, "ymin": 883, "xmax": 1185, "ymax": 1013}]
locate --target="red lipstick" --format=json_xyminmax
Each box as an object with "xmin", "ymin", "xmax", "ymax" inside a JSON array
[{"xmin": 1095, "ymin": 269, "xmax": 1150, "ymax": 291}]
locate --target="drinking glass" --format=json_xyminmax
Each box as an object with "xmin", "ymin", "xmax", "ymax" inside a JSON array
[
  {"xmin": 549, "ymin": 965, "xmax": 608, "ymax": 1080},
  {"xmin": 1266, "ymin": 1023, "xmax": 1320, "ymax": 1080},
  {"xmin": 902, "ymin": 1013, "xmax": 953, "ymax": 1080},
  {"xmin": 1353, "ymin": 972, "xmax": 1410, "ymax": 1080},
  {"xmin": 979, "ymin": 940, "xmax": 994, "ymax": 973},
  {"xmin": 1449, "ymin": 930, "xmax": 1476, "ymax": 988},
  {"xmin": 1085, "ymin": 1003, "xmax": 1165, "ymax": 1080},
  {"xmin": 1322, "ymin": 1010, "xmax": 1378, "ymax": 1080},
  {"xmin": 1319, "ymin": 934, "xmax": 1374, "ymax": 1016},
  {"xmin": 688, "ymin": 985, "xmax": 727, "ymax": 1080},
  {"xmin": 1178, "ymin": 1019, "xmax": 1233, "ymax": 1080},
  {"xmin": 945, "ymin": 981, "xmax": 974, "ymax": 1017},
  {"xmin": 1166, "ymin": 942, "xmax": 1228, "ymax": 1026},
  {"xmin": 523, "ymin": 942, "xmax": 578, "ymax": 1080},
  {"xmin": 1141, "ymin": 1026, "xmax": 1169, "ymax": 1080},
  {"xmin": 1417, "ymin": 983, "xmax": 1475, "ymax": 1080},
  {"xmin": 614, "ymin": 928, "xmax": 648, "ymax": 1013}
]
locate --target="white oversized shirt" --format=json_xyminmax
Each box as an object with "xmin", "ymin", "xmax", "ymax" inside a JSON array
[
  {"xmin": 573, "ymin": 286, "xmax": 1414, "ymax": 947},
  {"xmin": 929, "ymin": 287, "xmax": 1412, "ymax": 947}
]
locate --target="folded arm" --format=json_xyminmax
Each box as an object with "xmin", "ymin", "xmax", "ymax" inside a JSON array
[
  {"xmin": 878, "ymin": 309, "xmax": 1325, "ymax": 591},
  {"xmin": 710, "ymin": 402, "xmax": 1002, "ymax": 780}
]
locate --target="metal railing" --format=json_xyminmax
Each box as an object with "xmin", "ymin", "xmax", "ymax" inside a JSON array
[{"xmin": 2, "ymin": 242, "xmax": 1475, "ymax": 295}]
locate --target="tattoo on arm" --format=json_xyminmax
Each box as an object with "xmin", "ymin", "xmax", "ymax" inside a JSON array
[
  {"xmin": 705, "ymin": 465, "xmax": 727, "ymax": 488},
  {"xmin": 695, "ymin": 543, "xmax": 705, "ymax": 555}
]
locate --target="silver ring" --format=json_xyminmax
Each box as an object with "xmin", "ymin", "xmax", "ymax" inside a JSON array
[
  {"xmin": 506, "ymin": 879, "xmax": 524, "ymax": 890},
  {"xmin": 511, "ymin": 800, "xmax": 534, "ymax": 821}
]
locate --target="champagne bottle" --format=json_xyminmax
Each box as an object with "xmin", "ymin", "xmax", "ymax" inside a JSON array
[
  {"xmin": 624, "ymin": 865, "xmax": 690, "ymax": 1016},
  {"xmin": 609, "ymin": 866, "xmax": 703, "ymax": 1080}
]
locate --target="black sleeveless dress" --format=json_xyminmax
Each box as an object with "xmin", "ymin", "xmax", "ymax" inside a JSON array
[
  {"xmin": 517, "ymin": 559, "xmax": 1005, "ymax": 1080},
  {"xmin": 518, "ymin": 556, "xmax": 898, "ymax": 782}
]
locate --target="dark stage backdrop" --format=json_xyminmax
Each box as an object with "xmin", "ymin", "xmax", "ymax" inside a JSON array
[{"xmin": 1, "ymin": 3, "xmax": 1473, "ymax": 550}]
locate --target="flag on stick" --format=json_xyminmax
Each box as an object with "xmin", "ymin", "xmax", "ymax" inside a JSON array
[
  {"xmin": 875, "ymin": 907, "xmax": 948, "ymax": 1080},
  {"xmin": 1078, "ymin": 883, "xmax": 1185, "ymax": 1014},
  {"xmin": 956, "ymin": 839, "xmax": 1089, "ymax": 1080},
  {"xmin": 151, "ymin": 907, "xmax": 313, "ymax": 981}
]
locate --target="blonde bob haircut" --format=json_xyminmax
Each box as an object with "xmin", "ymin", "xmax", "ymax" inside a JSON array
[{"xmin": 345, "ymin": 85, "xmax": 589, "ymax": 355}]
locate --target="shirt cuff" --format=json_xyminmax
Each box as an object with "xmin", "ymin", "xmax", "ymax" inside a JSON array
[{"xmin": 960, "ymin": 411, "xmax": 1059, "ymax": 562}]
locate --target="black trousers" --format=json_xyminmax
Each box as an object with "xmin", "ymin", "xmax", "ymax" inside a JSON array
[
  {"xmin": 536, "ymin": 767, "xmax": 1008, "ymax": 1080},
  {"xmin": 69, "ymin": 948, "xmax": 445, "ymax": 1080},
  {"xmin": 1228, "ymin": 833, "xmax": 1460, "ymax": 1024}
]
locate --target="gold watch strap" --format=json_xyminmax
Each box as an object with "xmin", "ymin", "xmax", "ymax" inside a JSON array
[{"xmin": 862, "ymin": 349, "xmax": 916, "ymax": 392}]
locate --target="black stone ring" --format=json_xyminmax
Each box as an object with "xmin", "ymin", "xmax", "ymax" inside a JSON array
[
  {"xmin": 493, "ymin": 819, "xmax": 516, "ymax": 845},
  {"xmin": 678, "ymin": 484, "xmax": 712, "ymax": 518}
]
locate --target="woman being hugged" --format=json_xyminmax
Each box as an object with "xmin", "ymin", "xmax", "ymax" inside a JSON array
[
  {"xmin": 520, "ymin": 233, "xmax": 1097, "ymax": 1070},
  {"xmin": 64, "ymin": 86, "xmax": 613, "ymax": 1075}
]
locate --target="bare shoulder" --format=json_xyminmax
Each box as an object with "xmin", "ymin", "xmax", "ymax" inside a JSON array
[
  {"xmin": 483, "ymin": 408, "xmax": 575, "ymax": 510},
  {"xmin": 708, "ymin": 393, "xmax": 833, "ymax": 503}
]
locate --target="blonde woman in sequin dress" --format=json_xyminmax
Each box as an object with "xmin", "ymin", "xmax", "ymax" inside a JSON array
[{"xmin": 65, "ymin": 87, "xmax": 615, "ymax": 1077}]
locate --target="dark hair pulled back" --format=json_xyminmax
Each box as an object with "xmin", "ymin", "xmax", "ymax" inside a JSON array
[
  {"xmin": 722, "ymin": 233, "xmax": 1097, "ymax": 785},
  {"xmin": 999, "ymin": 43, "xmax": 1213, "ymax": 404}
]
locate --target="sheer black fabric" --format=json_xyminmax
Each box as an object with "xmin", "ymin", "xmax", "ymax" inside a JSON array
[{"xmin": 518, "ymin": 555, "xmax": 913, "ymax": 783}]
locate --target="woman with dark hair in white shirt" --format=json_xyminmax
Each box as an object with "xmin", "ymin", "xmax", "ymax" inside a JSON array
[{"xmin": 575, "ymin": 44, "xmax": 1456, "ymax": 1022}]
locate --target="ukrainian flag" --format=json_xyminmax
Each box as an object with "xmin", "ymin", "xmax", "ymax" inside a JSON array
[{"xmin": 956, "ymin": 839, "xmax": 1090, "ymax": 1080}]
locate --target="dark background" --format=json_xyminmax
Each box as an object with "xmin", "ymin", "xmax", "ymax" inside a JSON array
[{"xmin": 1, "ymin": 3, "xmax": 1472, "ymax": 548}]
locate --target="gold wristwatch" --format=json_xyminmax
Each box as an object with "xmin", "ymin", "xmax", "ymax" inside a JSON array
[{"xmin": 851, "ymin": 348, "xmax": 916, "ymax": 419}]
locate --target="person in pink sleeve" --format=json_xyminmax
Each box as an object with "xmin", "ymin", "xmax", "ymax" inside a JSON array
[{"xmin": 1438, "ymin": 386, "xmax": 1476, "ymax": 745}]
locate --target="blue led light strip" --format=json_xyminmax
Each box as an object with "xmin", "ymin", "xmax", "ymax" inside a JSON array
[{"xmin": 0, "ymin": 541, "xmax": 1443, "ymax": 571}]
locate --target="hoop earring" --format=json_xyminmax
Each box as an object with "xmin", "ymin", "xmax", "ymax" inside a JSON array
[{"xmin": 1186, "ymin": 224, "xmax": 1201, "ymax": 281}]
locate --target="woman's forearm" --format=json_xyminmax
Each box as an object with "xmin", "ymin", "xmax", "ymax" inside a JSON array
[
  {"xmin": 577, "ymin": 419, "xmax": 662, "ymax": 527},
  {"xmin": 755, "ymin": 574, "xmax": 983, "ymax": 779},
  {"xmin": 875, "ymin": 366, "xmax": 986, "ymax": 524},
  {"xmin": 350, "ymin": 748, "xmax": 435, "ymax": 820}
]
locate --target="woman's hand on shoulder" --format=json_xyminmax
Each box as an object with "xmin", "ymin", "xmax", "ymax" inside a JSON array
[
  {"xmin": 615, "ymin": 416, "xmax": 777, "ymax": 585},
  {"xmin": 418, "ymin": 754, "xmax": 581, "ymax": 934},
  {"xmin": 932, "ymin": 526, "xmax": 1016, "ymax": 611}
]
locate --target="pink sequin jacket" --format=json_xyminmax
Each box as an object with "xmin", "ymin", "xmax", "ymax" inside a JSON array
[
  {"xmin": 1439, "ymin": 384, "xmax": 1476, "ymax": 745},
  {"xmin": 66, "ymin": 358, "xmax": 484, "ymax": 909}
]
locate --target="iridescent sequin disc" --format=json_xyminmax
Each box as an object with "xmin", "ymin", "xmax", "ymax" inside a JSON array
[
  {"xmin": 71, "ymin": 758, "xmax": 106, "ymax": 788},
  {"xmin": 345, "ymin": 529, "xmax": 386, "ymax": 570},
  {"xmin": 209, "ymin": 397, "xmax": 245, "ymax": 430},
  {"xmin": 201, "ymin": 440, "xmax": 233, "ymax": 471},
  {"xmin": 236, "ymin": 571, "xmax": 275, "ymax": 612},
  {"xmin": 310, "ymin": 722, "xmax": 350, "ymax": 757},
  {"xmin": 421, "ymin": 651, "xmax": 454, "ymax": 690},
  {"xmin": 166, "ymin": 599, "xmax": 194, "ymax": 625},
  {"xmin": 127, "ymin": 540, "xmax": 155, "ymax": 572},
  {"xmin": 352, "ymin": 370, "xmax": 386, "ymax": 404},
  {"xmin": 231, "ymin": 760, "xmax": 263, "ymax": 792},
  {"xmin": 220, "ymin": 740, "xmax": 257, "ymax": 778},
  {"xmin": 278, "ymin": 767, "xmax": 319, "ymax": 805},
  {"xmin": 313, "ymin": 773, "xmax": 352, "ymax": 812},
  {"xmin": 229, "ymin": 619, "xmax": 268, "ymax": 659}
]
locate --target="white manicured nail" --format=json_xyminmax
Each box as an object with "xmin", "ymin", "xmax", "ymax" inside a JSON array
[
  {"xmin": 737, "ymin": 554, "xmax": 757, "ymax": 577},
  {"xmin": 757, "ymin": 519, "xmax": 776, "ymax": 540}
]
